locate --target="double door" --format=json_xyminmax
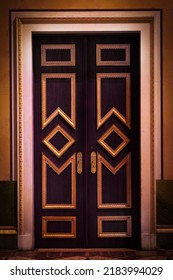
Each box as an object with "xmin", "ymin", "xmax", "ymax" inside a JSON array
[{"xmin": 33, "ymin": 33, "xmax": 140, "ymax": 248}]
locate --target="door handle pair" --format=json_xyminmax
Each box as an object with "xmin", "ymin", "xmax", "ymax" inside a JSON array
[{"xmin": 77, "ymin": 151, "xmax": 97, "ymax": 174}]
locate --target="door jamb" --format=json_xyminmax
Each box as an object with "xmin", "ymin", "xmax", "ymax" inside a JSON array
[{"xmin": 11, "ymin": 10, "xmax": 161, "ymax": 250}]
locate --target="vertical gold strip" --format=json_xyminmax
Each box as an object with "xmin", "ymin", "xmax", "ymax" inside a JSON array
[
  {"xmin": 17, "ymin": 18, "xmax": 23, "ymax": 235},
  {"xmin": 97, "ymin": 72, "xmax": 101, "ymax": 129},
  {"xmin": 126, "ymin": 72, "xmax": 131, "ymax": 129},
  {"xmin": 71, "ymin": 72, "xmax": 76, "ymax": 129},
  {"xmin": 150, "ymin": 20, "xmax": 156, "ymax": 235}
]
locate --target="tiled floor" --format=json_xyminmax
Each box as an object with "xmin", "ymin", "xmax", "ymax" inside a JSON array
[{"xmin": 0, "ymin": 249, "xmax": 173, "ymax": 260}]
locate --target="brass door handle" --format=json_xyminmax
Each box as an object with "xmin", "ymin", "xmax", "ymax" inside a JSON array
[
  {"xmin": 91, "ymin": 151, "xmax": 97, "ymax": 174},
  {"xmin": 77, "ymin": 152, "xmax": 83, "ymax": 174}
]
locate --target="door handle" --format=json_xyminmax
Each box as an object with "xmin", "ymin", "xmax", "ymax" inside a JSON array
[
  {"xmin": 91, "ymin": 151, "xmax": 97, "ymax": 174},
  {"xmin": 77, "ymin": 152, "xmax": 83, "ymax": 174}
]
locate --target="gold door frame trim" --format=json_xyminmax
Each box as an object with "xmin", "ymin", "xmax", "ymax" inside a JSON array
[
  {"xmin": 97, "ymin": 153, "xmax": 131, "ymax": 208},
  {"xmin": 16, "ymin": 18, "xmax": 23, "ymax": 235},
  {"xmin": 98, "ymin": 216, "xmax": 132, "ymax": 238},
  {"xmin": 97, "ymin": 73, "xmax": 131, "ymax": 129},
  {"xmin": 42, "ymin": 153, "xmax": 76, "ymax": 209},
  {"xmin": 98, "ymin": 124, "xmax": 130, "ymax": 157},
  {"xmin": 41, "ymin": 44, "xmax": 75, "ymax": 66},
  {"xmin": 96, "ymin": 44, "xmax": 130, "ymax": 66},
  {"xmin": 13, "ymin": 11, "xmax": 161, "ymax": 249},
  {"xmin": 42, "ymin": 73, "xmax": 76, "ymax": 129},
  {"xmin": 42, "ymin": 216, "xmax": 76, "ymax": 238},
  {"xmin": 43, "ymin": 124, "xmax": 75, "ymax": 158}
]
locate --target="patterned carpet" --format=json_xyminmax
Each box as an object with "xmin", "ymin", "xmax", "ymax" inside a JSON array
[{"xmin": 0, "ymin": 249, "xmax": 173, "ymax": 260}]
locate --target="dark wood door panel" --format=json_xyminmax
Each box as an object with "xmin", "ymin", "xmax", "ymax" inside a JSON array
[
  {"xmin": 33, "ymin": 34, "xmax": 85, "ymax": 248},
  {"xmin": 86, "ymin": 34, "xmax": 140, "ymax": 248}
]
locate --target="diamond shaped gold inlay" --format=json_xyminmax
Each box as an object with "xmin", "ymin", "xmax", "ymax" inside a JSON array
[
  {"xmin": 43, "ymin": 125, "xmax": 75, "ymax": 158},
  {"xmin": 98, "ymin": 124, "xmax": 130, "ymax": 157}
]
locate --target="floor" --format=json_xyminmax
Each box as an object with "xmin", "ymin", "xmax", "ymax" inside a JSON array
[{"xmin": 0, "ymin": 249, "xmax": 173, "ymax": 260}]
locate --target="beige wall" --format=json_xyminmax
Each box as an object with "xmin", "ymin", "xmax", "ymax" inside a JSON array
[{"xmin": 0, "ymin": 0, "xmax": 173, "ymax": 179}]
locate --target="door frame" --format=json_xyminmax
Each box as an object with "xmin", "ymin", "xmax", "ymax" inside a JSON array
[{"xmin": 11, "ymin": 10, "xmax": 161, "ymax": 250}]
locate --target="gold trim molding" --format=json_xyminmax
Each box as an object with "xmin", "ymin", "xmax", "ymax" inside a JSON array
[
  {"xmin": 0, "ymin": 226, "xmax": 17, "ymax": 235},
  {"xmin": 42, "ymin": 216, "xmax": 76, "ymax": 238},
  {"xmin": 19, "ymin": 17, "xmax": 154, "ymax": 25},
  {"xmin": 96, "ymin": 44, "xmax": 130, "ymax": 66},
  {"xmin": 41, "ymin": 44, "xmax": 75, "ymax": 66},
  {"xmin": 42, "ymin": 153, "xmax": 76, "ymax": 209},
  {"xmin": 97, "ymin": 153, "xmax": 131, "ymax": 208},
  {"xmin": 43, "ymin": 124, "xmax": 75, "ymax": 158},
  {"xmin": 98, "ymin": 124, "xmax": 130, "ymax": 157},
  {"xmin": 97, "ymin": 216, "xmax": 132, "ymax": 238},
  {"xmin": 156, "ymin": 225, "xmax": 173, "ymax": 233},
  {"xmin": 42, "ymin": 73, "xmax": 76, "ymax": 129},
  {"xmin": 97, "ymin": 73, "xmax": 131, "ymax": 129},
  {"xmin": 16, "ymin": 18, "xmax": 24, "ymax": 235}
]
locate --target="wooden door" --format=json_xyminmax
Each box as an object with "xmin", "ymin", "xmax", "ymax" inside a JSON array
[{"xmin": 33, "ymin": 33, "xmax": 140, "ymax": 248}]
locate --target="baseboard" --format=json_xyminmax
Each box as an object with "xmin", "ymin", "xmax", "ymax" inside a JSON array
[
  {"xmin": 141, "ymin": 233, "xmax": 157, "ymax": 250},
  {"xmin": 18, "ymin": 234, "xmax": 34, "ymax": 250}
]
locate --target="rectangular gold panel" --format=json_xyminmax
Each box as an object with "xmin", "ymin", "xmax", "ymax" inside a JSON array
[
  {"xmin": 98, "ymin": 216, "xmax": 132, "ymax": 238},
  {"xmin": 41, "ymin": 44, "xmax": 75, "ymax": 66},
  {"xmin": 42, "ymin": 216, "xmax": 76, "ymax": 238},
  {"xmin": 96, "ymin": 44, "xmax": 130, "ymax": 66}
]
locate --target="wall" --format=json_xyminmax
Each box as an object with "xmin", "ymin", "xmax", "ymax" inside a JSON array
[{"xmin": 0, "ymin": 0, "xmax": 173, "ymax": 179}]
